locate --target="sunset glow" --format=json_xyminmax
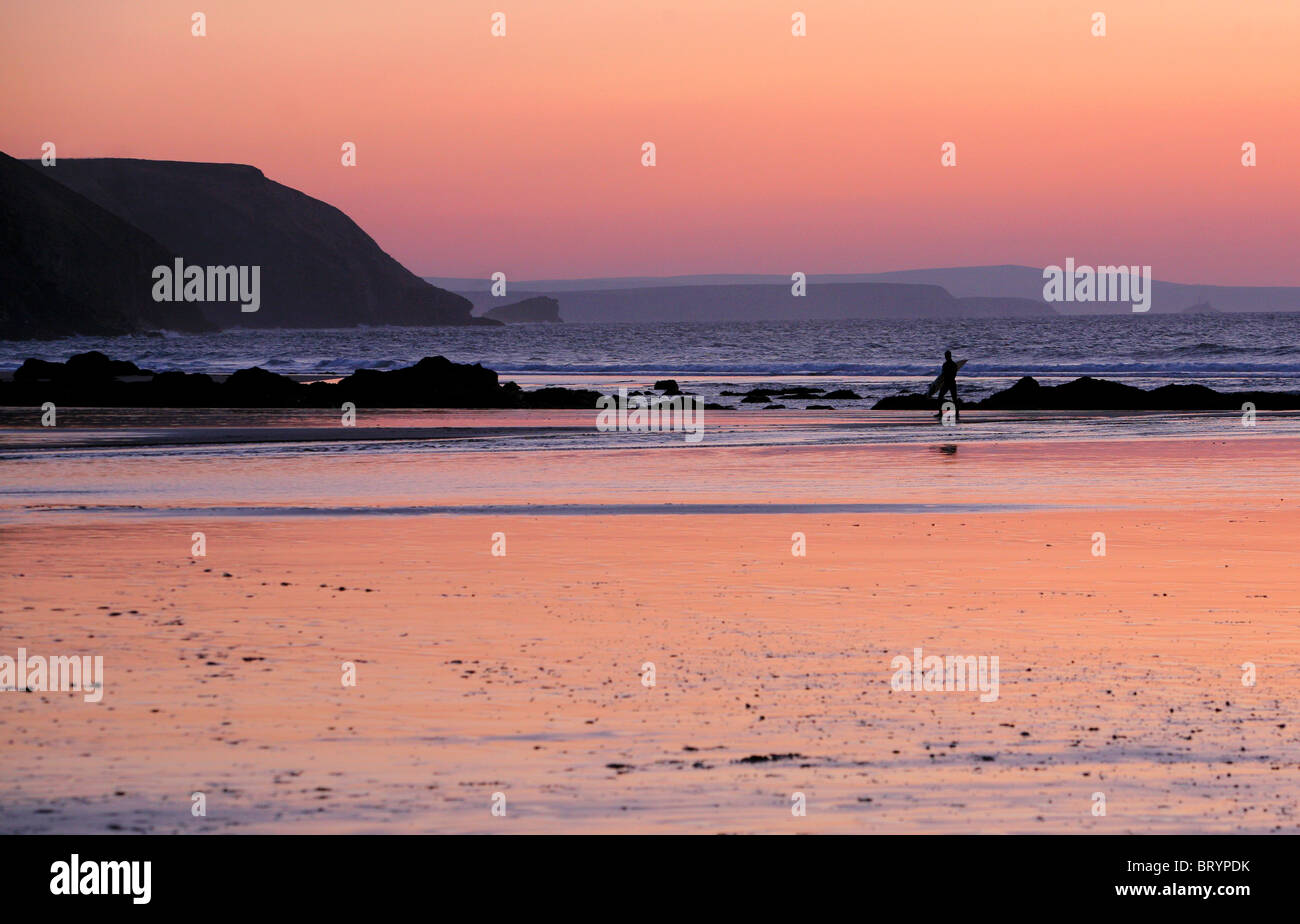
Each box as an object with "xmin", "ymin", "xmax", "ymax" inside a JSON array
[{"xmin": 3, "ymin": 0, "xmax": 1297, "ymax": 282}]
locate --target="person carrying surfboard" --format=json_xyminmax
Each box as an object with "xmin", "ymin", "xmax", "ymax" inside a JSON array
[{"xmin": 928, "ymin": 350, "xmax": 965, "ymax": 420}]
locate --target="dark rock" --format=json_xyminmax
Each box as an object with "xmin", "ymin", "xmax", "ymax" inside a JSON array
[
  {"xmin": 872, "ymin": 375, "xmax": 1300, "ymax": 410},
  {"xmin": 224, "ymin": 367, "xmax": 303, "ymax": 407},
  {"xmin": 0, "ymin": 352, "xmax": 603, "ymax": 409},
  {"xmin": 1145, "ymin": 383, "xmax": 1234, "ymax": 408},
  {"xmin": 15, "ymin": 351, "xmax": 151, "ymax": 383},
  {"xmin": 12, "ymin": 358, "xmax": 71, "ymax": 383},
  {"xmin": 338, "ymin": 356, "xmax": 501, "ymax": 408},
  {"xmin": 654, "ymin": 379, "xmax": 682, "ymax": 394},
  {"xmin": 64, "ymin": 351, "xmax": 150, "ymax": 379},
  {"xmin": 822, "ymin": 389, "xmax": 862, "ymax": 399},
  {"xmin": 981, "ymin": 375, "xmax": 1137, "ymax": 410},
  {"xmin": 734, "ymin": 753, "xmax": 805, "ymax": 764},
  {"xmin": 149, "ymin": 370, "xmax": 219, "ymax": 404},
  {"xmin": 870, "ymin": 391, "xmax": 935, "ymax": 410},
  {"xmin": 15, "ymin": 362, "xmax": 668, "ymax": 410},
  {"xmin": 482, "ymin": 296, "xmax": 562, "ymax": 324}
]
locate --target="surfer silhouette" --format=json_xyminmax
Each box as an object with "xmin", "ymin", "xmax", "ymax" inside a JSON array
[{"xmin": 927, "ymin": 350, "xmax": 965, "ymax": 420}]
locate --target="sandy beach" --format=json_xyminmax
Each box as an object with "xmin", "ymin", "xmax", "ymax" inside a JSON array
[{"xmin": 2, "ymin": 416, "xmax": 1297, "ymax": 833}]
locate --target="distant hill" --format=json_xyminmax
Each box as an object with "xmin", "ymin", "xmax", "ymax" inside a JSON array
[
  {"xmin": 0, "ymin": 153, "xmax": 214, "ymax": 339},
  {"xmin": 27, "ymin": 157, "xmax": 486, "ymax": 329},
  {"xmin": 450, "ymin": 281, "xmax": 1054, "ymax": 322},
  {"xmin": 431, "ymin": 267, "xmax": 1300, "ymax": 316},
  {"xmin": 862, "ymin": 266, "xmax": 1300, "ymax": 314},
  {"xmin": 481, "ymin": 296, "xmax": 562, "ymax": 323}
]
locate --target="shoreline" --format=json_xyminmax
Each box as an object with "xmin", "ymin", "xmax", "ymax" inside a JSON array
[
  {"xmin": 6, "ymin": 427, "xmax": 1298, "ymax": 520},
  {"xmin": 5, "ymin": 350, "xmax": 1300, "ymax": 412}
]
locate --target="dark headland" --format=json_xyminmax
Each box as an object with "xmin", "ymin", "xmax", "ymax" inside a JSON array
[
  {"xmin": 0, "ymin": 153, "xmax": 214, "ymax": 339},
  {"xmin": 3, "ymin": 153, "xmax": 491, "ymax": 337},
  {"xmin": 480, "ymin": 296, "xmax": 562, "ymax": 323}
]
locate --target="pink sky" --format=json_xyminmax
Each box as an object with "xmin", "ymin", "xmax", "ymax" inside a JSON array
[{"xmin": 3, "ymin": 0, "xmax": 1298, "ymax": 283}]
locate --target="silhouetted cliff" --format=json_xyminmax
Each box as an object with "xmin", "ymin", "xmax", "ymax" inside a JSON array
[
  {"xmin": 0, "ymin": 153, "xmax": 215, "ymax": 339},
  {"xmin": 27, "ymin": 157, "xmax": 487, "ymax": 329}
]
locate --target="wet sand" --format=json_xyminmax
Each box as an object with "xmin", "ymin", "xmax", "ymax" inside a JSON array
[{"xmin": 2, "ymin": 430, "xmax": 1298, "ymax": 833}]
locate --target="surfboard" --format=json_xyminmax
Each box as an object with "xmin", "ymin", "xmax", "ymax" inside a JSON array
[{"xmin": 926, "ymin": 358, "xmax": 967, "ymax": 397}]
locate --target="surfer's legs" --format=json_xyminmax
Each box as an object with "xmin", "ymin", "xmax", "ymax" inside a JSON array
[{"xmin": 937, "ymin": 383, "xmax": 960, "ymax": 419}]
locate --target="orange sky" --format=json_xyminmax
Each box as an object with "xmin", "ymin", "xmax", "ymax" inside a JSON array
[{"xmin": 2, "ymin": 0, "xmax": 1298, "ymax": 283}]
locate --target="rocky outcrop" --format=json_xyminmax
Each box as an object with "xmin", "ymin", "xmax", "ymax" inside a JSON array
[
  {"xmin": 25, "ymin": 157, "xmax": 489, "ymax": 329},
  {"xmin": 2, "ymin": 351, "xmax": 602, "ymax": 409},
  {"xmin": 873, "ymin": 375, "xmax": 1300, "ymax": 410},
  {"xmin": 481, "ymin": 296, "xmax": 561, "ymax": 323},
  {"xmin": 0, "ymin": 153, "xmax": 215, "ymax": 339}
]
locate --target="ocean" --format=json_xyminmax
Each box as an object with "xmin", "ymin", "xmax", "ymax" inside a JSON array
[{"xmin": 4, "ymin": 313, "xmax": 1299, "ymax": 407}]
